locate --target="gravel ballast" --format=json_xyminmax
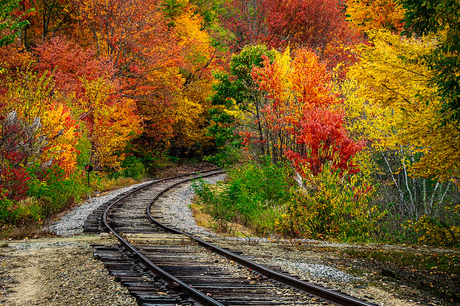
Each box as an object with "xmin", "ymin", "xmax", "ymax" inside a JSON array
[{"xmin": 50, "ymin": 181, "xmax": 153, "ymax": 236}]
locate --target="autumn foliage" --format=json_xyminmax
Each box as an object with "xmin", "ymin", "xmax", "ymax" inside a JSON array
[
  {"xmin": 251, "ymin": 48, "xmax": 363, "ymax": 175},
  {"xmin": 0, "ymin": 0, "xmax": 458, "ymax": 248}
]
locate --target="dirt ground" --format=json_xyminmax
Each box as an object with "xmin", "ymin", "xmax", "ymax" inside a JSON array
[
  {"xmin": 0, "ymin": 236, "xmax": 136, "ymax": 306},
  {"xmin": 0, "ymin": 234, "xmax": 457, "ymax": 306}
]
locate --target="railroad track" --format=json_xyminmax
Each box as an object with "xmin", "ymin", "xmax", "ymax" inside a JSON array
[{"xmin": 85, "ymin": 169, "xmax": 376, "ymax": 306}]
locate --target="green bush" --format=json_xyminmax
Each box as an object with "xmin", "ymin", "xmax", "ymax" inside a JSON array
[
  {"xmin": 0, "ymin": 190, "xmax": 19, "ymax": 225},
  {"xmin": 120, "ymin": 155, "xmax": 146, "ymax": 179},
  {"xmin": 192, "ymin": 158, "xmax": 292, "ymax": 235},
  {"xmin": 27, "ymin": 166, "xmax": 91, "ymax": 218}
]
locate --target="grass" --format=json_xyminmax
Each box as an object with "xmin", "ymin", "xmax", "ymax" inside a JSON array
[
  {"xmin": 0, "ymin": 175, "xmax": 145, "ymax": 240},
  {"xmin": 190, "ymin": 201, "xmax": 256, "ymax": 237}
]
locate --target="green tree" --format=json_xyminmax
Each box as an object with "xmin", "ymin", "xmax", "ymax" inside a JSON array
[
  {"xmin": 211, "ymin": 44, "xmax": 276, "ymax": 158},
  {"xmin": 0, "ymin": 0, "xmax": 33, "ymax": 47}
]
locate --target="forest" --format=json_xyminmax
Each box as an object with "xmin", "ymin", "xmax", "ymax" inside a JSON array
[{"xmin": 0, "ymin": 0, "xmax": 459, "ymax": 247}]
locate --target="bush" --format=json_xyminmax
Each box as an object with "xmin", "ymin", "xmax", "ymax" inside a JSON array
[
  {"xmin": 120, "ymin": 155, "xmax": 146, "ymax": 179},
  {"xmin": 27, "ymin": 166, "xmax": 91, "ymax": 218},
  {"xmin": 404, "ymin": 213, "xmax": 460, "ymax": 248},
  {"xmin": 0, "ymin": 189, "xmax": 19, "ymax": 225},
  {"xmin": 275, "ymin": 162, "xmax": 385, "ymax": 242},
  {"xmin": 192, "ymin": 158, "xmax": 292, "ymax": 235}
]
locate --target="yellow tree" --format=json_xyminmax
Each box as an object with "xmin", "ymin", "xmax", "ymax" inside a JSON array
[
  {"xmin": 345, "ymin": 30, "xmax": 459, "ymax": 220},
  {"xmin": 169, "ymin": 3, "xmax": 219, "ymax": 155},
  {"xmin": 79, "ymin": 77, "xmax": 141, "ymax": 169}
]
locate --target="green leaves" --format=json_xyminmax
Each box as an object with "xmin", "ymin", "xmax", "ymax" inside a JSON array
[{"xmin": 0, "ymin": 0, "xmax": 34, "ymax": 47}]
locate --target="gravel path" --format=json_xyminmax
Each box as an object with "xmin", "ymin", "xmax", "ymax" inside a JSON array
[{"xmin": 152, "ymin": 174, "xmax": 226, "ymax": 236}]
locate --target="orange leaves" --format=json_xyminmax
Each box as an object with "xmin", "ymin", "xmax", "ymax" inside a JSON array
[
  {"xmin": 346, "ymin": 0, "xmax": 405, "ymax": 33},
  {"xmin": 252, "ymin": 48, "xmax": 363, "ymax": 176},
  {"xmin": 79, "ymin": 78, "xmax": 141, "ymax": 169},
  {"xmin": 74, "ymin": 0, "xmax": 184, "ymax": 151},
  {"xmin": 76, "ymin": 0, "xmax": 181, "ymax": 76},
  {"xmin": 35, "ymin": 36, "xmax": 116, "ymax": 97},
  {"xmin": 253, "ymin": 48, "xmax": 337, "ymax": 128}
]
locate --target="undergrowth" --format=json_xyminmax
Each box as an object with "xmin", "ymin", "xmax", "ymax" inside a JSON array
[{"xmin": 192, "ymin": 158, "xmax": 292, "ymax": 236}]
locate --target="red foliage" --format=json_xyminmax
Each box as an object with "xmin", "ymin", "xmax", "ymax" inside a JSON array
[
  {"xmin": 252, "ymin": 48, "xmax": 363, "ymax": 176},
  {"xmin": 220, "ymin": 0, "xmax": 268, "ymax": 51},
  {"xmin": 285, "ymin": 107, "xmax": 363, "ymax": 176},
  {"xmin": 0, "ymin": 120, "xmax": 31, "ymax": 201},
  {"xmin": 263, "ymin": 0, "xmax": 363, "ymax": 71},
  {"xmin": 0, "ymin": 160, "xmax": 31, "ymax": 201},
  {"xmin": 35, "ymin": 36, "xmax": 117, "ymax": 97}
]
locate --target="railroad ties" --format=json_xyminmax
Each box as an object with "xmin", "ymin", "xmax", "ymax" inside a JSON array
[{"xmin": 85, "ymin": 170, "xmax": 375, "ymax": 306}]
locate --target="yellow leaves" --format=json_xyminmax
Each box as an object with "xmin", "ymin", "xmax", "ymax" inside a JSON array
[
  {"xmin": 405, "ymin": 215, "xmax": 460, "ymax": 247},
  {"xmin": 173, "ymin": 5, "xmax": 214, "ymax": 72},
  {"xmin": 80, "ymin": 77, "xmax": 141, "ymax": 169},
  {"xmin": 346, "ymin": 30, "xmax": 460, "ymax": 183},
  {"xmin": 39, "ymin": 102, "xmax": 81, "ymax": 174},
  {"xmin": 346, "ymin": 0, "xmax": 406, "ymax": 33},
  {"xmin": 1, "ymin": 70, "xmax": 81, "ymax": 176}
]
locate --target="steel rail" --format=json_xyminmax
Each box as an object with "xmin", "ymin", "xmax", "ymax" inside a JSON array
[
  {"xmin": 146, "ymin": 177, "xmax": 375, "ymax": 306},
  {"xmin": 103, "ymin": 170, "xmax": 226, "ymax": 306}
]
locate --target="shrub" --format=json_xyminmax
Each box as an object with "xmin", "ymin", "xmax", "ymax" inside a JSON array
[
  {"xmin": 404, "ymin": 213, "xmax": 460, "ymax": 248},
  {"xmin": 192, "ymin": 158, "xmax": 292, "ymax": 235},
  {"xmin": 276, "ymin": 162, "xmax": 385, "ymax": 241},
  {"xmin": 120, "ymin": 155, "xmax": 146, "ymax": 179},
  {"xmin": 27, "ymin": 166, "xmax": 91, "ymax": 218}
]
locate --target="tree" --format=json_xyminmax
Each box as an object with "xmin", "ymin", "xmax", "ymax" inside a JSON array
[
  {"xmin": 78, "ymin": 77, "xmax": 141, "ymax": 169},
  {"xmin": 0, "ymin": 0, "xmax": 33, "ymax": 47},
  {"xmin": 0, "ymin": 70, "xmax": 81, "ymax": 176},
  {"xmin": 252, "ymin": 48, "xmax": 363, "ymax": 174},
  {"xmin": 0, "ymin": 111, "xmax": 35, "ymax": 201},
  {"xmin": 168, "ymin": 5, "xmax": 218, "ymax": 155},
  {"xmin": 263, "ymin": 0, "xmax": 362, "ymax": 71},
  {"xmin": 345, "ymin": 30, "xmax": 459, "ymax": 218},
  {"xmin": 345, "ymin": 0, "xmax": 405, "ymax": 33},
  {"xmin": 34, "ymin": 36, "xmax": 116, "ymax": 97},
  {"xmin": 219, "ymin": 0, "xmax": 267, "ymax": 51},
  {"xmin": 25, "ymin": 0, "xmax": 75, "ymax": 43},
  {"xmin": 211, "ymin": 45, "xmax": 276, "ymax": 159},
  {"xmin": 75, "ymin": 0, "xmax": 183, "ymax": 149},
  {"xmin": 399, "ymin": 0, "xmax": 460, "ymax": 121},
  {"xmin": 34, "ymin": 36, "xmax": 142, "ymax": 169}
]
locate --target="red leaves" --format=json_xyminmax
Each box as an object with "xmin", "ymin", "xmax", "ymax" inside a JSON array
[
  {"xmin": 35, "ymin": 37, "xmax": 117, "ymax": 97},
  {"xmin": 252, "ymin": 48, "xmax": 363, "ymax": 176},
  {"xmin": 0, "ymin": 114, "xmax": 34, "ymax": 201},
  {"xmin": 220, "ymin": 0, "xmax": 364, "ymax": 73},
  {"xmin": 285, "ymin": 107, "xmax": 364, "ymax": 176},
  {"xmin": 0, "ymin": 163, "xmax": 30, "ymax": 201},
  {"xmin": 220, "ymin": 0, "xmax": 268, "ymax": 50}
]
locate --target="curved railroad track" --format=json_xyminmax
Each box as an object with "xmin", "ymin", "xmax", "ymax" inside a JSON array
[{"xmin": 85, "ymin": 169, "xmax": 376, "ymax": 306}]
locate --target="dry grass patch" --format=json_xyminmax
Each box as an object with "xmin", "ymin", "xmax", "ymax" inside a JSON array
[{"xmin": 190, "ymin": 201, "xmax": 255, "ymax": 238}]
